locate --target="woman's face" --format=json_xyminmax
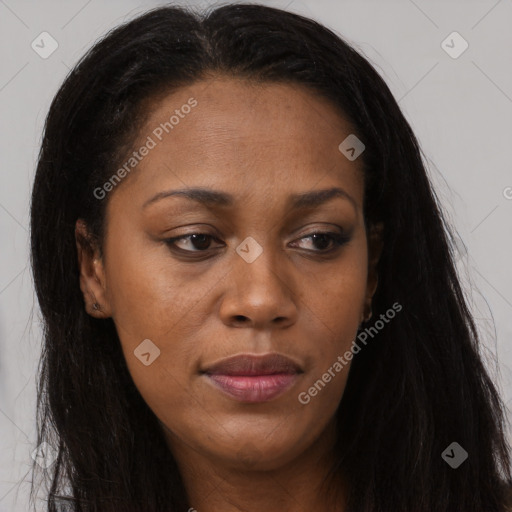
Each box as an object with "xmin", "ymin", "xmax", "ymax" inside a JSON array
[{"xmin": 77, "ymin": 76, "xmax": 381, "ymax": 472}]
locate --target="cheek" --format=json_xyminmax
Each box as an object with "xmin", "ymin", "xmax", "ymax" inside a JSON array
[
  {"xmin": 101, "ymin": 246, "xmax": 199, "ymax": 406},
  {"xmin": 302, "ymin": 243, "xmax": 368, "ymax": 335},
  {"xmin": 299, "ymin": 242, "xmax": 368, "ymax": 394},
  {"xmin": 104, "ymin": 238, "xmax": 207, "ymax": 341}
]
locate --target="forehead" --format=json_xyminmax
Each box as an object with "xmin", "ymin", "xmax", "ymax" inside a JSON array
[{"xmin": 108, "ymin": 76, "xmax": 364, "ymax": 211}]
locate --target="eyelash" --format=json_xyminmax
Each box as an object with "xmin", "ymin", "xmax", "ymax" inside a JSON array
[{"xmin": 164, "ymin": 230, "xmax": 351, "ymax": 257}]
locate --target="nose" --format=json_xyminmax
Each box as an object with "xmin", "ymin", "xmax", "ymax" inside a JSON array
[{"xmin": 219, "ymin": 247, "xmax": 299, "ymax": 330}]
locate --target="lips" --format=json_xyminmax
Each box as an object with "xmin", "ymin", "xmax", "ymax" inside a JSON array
[
  {"xmin": 201, "ymin": 353, "xmax": 303, "ymax": 403},
  {"xmin": 203, "ymin": 353, "xmax": 303, "ymax": 376}
]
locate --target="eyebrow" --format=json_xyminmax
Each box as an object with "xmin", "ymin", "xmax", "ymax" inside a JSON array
[{"xmin": 142, "ymin": 186, "xmax": 357, "ymax": 211}]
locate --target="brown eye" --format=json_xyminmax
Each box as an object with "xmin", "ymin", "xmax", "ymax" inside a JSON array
[
  {"xmin": 290, "ymin": 231, "xmax": 351, "ymax": 252},
  {"xmin": 165, "ymin": 233, "xmax": 223, "ymax": 253},
  {"xmin": 164, "ymin": 230, "xmax": 350, "ymax": 259}
]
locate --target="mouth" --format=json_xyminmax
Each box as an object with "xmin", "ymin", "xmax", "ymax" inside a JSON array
[{"xmin": 201, "ymin": 353, "xmax": 303, "ymax": 403}]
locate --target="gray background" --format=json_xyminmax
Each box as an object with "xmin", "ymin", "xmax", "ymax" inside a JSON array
[{"xmin": 1, "ymin": 0, "xmax": 511, "ymax": 510}]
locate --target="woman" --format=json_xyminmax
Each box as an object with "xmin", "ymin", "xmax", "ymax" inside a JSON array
[{"xmin": 29, "ymin": 3, "xmax": 512, "ymax": 511}]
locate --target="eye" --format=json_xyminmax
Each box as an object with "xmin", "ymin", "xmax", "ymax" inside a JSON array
[
  {"xmin": 164, "ymin": 229, "xmax": 351, "ymax": 257},
  {"xmin": 289, "ymin": 231, "xmax": 351, "ymax": 253},
  {"xmin": 164, "ymin": 233, "xmax": 223, "ymax": 253}
]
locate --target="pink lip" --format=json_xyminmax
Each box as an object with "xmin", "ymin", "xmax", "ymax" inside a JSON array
[
  {"xmin": 202, "ymin": 353, "xmax": 302, "ymax": 403},
  {"xmin": 206, "ymin": 373, "xmax": 299, "ymax": 402}
]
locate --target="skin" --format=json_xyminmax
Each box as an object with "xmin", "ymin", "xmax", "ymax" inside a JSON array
[{"xmin": 76, "ymin": 75, "xmax": 383, "ymax": 512}]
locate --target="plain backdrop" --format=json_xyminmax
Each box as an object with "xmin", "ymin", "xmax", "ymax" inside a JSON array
[{"xmin": 1, "ymin": 0, "xmax": 511, "ymax": 510}]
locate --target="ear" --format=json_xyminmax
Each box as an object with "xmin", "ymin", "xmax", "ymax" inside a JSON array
[
  {"xmin": 362, "ymin": 221, "xmax": 384, "ymax": 321},
  {"xmin": 75, "ymin": 219, "xmax": 112, "ymax": 318}
]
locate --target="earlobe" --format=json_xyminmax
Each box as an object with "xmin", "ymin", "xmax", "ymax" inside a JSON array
[{"xmin": 75, "ymin": 219, "xmax": 112, "ymax": 318}]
